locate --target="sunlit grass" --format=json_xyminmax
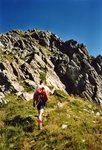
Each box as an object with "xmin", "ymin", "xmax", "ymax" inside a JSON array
[{"xmin": 0, "ymin": 91, "xmax": 102, "ymax": 150}]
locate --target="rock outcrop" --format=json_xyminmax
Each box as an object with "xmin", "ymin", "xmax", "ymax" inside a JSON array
[{"xmin": 0, "ymin": 29, "xmax": 102, "ymax": 105}]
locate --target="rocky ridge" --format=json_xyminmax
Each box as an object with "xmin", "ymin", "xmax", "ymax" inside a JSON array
[{"xmin": 0, "ymin": 29, "xmax": 102, "ymax": 105}]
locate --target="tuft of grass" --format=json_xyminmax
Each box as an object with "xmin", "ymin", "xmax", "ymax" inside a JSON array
[
  {"xmin": 19, "ymin": 80, "xmax": 34, "ymax": 93},
  {"xmin": 38, "ymin": 44, "xmax": 52, "ymax": 56},
  {"xmin": 39, "ymin": 71, "xmax": 47, "ymax": 81}
]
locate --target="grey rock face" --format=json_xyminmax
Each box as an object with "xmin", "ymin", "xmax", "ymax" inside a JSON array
[
  {"xmin": 0, "ymin": 29, "xmax": 102, "ymax": 104},
  {"xmin": 91, "ymin": 55, "xmax": 102, "ymax": 76}
]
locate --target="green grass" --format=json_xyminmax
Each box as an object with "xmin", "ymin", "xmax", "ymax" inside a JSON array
[
  {"xmin": 0, "ymin": 92, "xmax": 102, "ymax": 150},
  {"xmin": 39, "ymin": 71, "xmax": 47, "ymax": 81},
  {"xmin": 38, "ymin": 44, "xmax": 53, "ymax": 56},
  {"xmin": 0, "ymin": 51, "xmax": 15, "ymax": 63},
  {"xmin": 19, "ymin": 80, "xmax": 34, "ymax": 93}
]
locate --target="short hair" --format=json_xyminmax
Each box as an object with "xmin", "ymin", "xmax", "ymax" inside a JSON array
[{"xmin": 40, "ymin": 80, "xmax": 43, "ymax": 85}]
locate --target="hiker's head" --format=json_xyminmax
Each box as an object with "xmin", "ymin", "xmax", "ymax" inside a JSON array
[{"xmin": 40, "ymin": 80, "xmax": 44, "ymax": 85}]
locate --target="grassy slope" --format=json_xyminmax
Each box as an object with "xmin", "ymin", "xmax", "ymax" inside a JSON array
[{"xmin": 0, "ymin": 92, "xmax": 102, "ymax": 150}]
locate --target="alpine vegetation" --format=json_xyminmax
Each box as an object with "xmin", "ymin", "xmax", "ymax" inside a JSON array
[{"xmin": 0, "ymin": 29, "xmax": 102, "ymax": 150}]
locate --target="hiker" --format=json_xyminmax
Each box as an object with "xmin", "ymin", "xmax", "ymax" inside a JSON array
[{"xmin": 33, "ymin": 80, "xmax": 55, "ymax": 129}]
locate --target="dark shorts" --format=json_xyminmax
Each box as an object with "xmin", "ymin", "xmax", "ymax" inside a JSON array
[{"xmin": 37, "ymin": 100, "xmax": 47, "ymax": 110}]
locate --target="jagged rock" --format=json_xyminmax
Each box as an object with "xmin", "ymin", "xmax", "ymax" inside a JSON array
[
  {"xmin": 0, "ymin": 92, "xmax": 7, "ymax": 106},
  {"xmin": 0, "ymin": 41, "xmax": 4, "ymax": 48},
  {"xmin": 17, "ymin": 92, "xmax": 33, "ymax": 101},
  {"xmin": 91, "ymin": 55, "xmax": 102, "ymax": 76},
  {"xmin": 0, "ymin": 92, "xmax": 5, "ymax": 99},
  {"xmin": 22, "ymin": 92, "xmax": 33, "ymax": 101},
  {"xmin": 0, "ymin": 99, "xmax": 7, "ymax": 104},
  {"xmin": 0, "ymin": 71, "xmax": 13, "ymax": 93},
  {"xmin": 11, "ymin": 60, "xmax": 25, "ymax": 80},
  {"xmin": 11, "ymin": 81, "xmax": 24, "ymax": 92},
  {"xmin": 61, "ymin": 124, "xmax": 68, "ymax": 129},
  {"xmin": 46, "ymin": 69, "xmax": 66, "ymax": 92},
  {"xmin": 57, "ymin": 102, "xmax": 65, "ymax": 107},
  {"xmin": 0, "ymin": 29, "xmax": 102, "ymax": 105},
  {"xmin": 96, "ymin": 112, "xmax": 100, "ymax": 116},
  {"xmin": 24, "ymin": 79, "xmax": 35, "ymax": 87},
  {"xmin": 14, "ymin": 39, "xmax": 26, "ymax": 49}
]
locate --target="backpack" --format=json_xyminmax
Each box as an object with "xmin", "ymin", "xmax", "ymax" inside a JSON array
[{"xmin": 34, "ymin": 87, "xmax": 48, "ymax": 102}]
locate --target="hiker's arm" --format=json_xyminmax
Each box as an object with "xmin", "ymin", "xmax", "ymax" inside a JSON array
[
  {"xmin": 52, "ymin": 87, "xmax": 55, "ymax": 94},
  {"xmin": 33, "ymin": 93, "xmax": 36, "ymax": 107}
]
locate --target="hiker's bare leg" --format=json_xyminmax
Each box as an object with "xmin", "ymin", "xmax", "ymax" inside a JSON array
[
  {"xmin": 38, "ymin": 109, "xmax": 44, "ymax": 120},
  {"xmin": 38, "ymin": 109, "xmax": 44, "ymax": 129}
]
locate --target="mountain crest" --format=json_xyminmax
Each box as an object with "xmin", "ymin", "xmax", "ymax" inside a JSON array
[{"xmin": 0, "ymin": 29, "xmax": 102, "ymax": 105}]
